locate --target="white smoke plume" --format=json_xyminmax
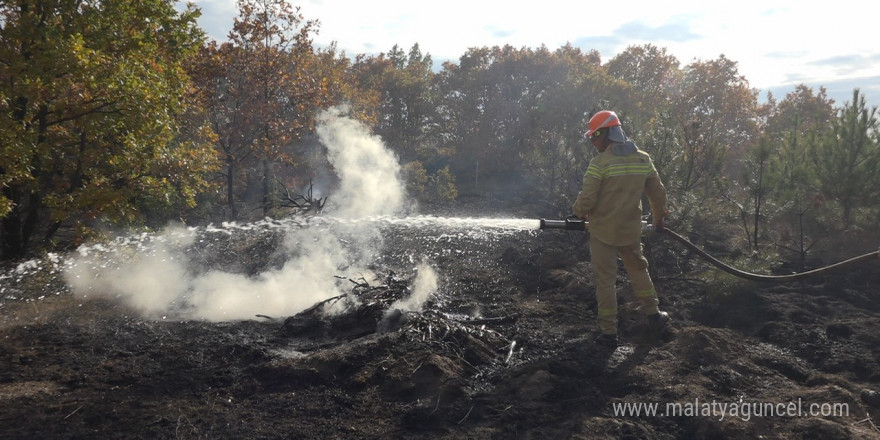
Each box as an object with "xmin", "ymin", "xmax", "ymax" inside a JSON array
[
  {"xmin": 390, "ymin": 261, "xmax": 438, "ymax": 313},
  {"xmin": 183, "ymin": 228, "xmax": 353, "ymax": 321},
  {"xmin": 65, "ymin": 226, "xmax": 194, "ymax": 316},
  {"xmin": 64, "ymin": 107, "xmax": 431, "ymax": 322},
  {"xmin": 318, "ymin": 106, "xmax": 405, "ymax": 217}
]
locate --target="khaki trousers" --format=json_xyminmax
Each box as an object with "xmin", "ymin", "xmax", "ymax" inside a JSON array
[{"xmin": 590, "ymin": 236, "xmax": 660, "ymax": 335}]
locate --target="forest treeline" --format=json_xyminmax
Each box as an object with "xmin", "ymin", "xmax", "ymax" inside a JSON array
[{"xmin": 2, "ymin": 0, "xmax": 879, "ymax": 263}]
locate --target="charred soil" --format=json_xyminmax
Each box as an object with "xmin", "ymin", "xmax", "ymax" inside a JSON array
[{"xmin": 2, "ymin": 198, "xmax": 880, "ymax": 439}]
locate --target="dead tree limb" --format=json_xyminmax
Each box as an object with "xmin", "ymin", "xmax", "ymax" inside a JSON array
[{"xmin": 276, "ymin": 178, "xmax": 326, "ymax": 213}]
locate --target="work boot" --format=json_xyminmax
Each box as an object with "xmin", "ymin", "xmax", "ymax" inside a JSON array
[
  {"xmin": 862, "ymin": 389, "xmax": 880, "ymax": 406},
  {"xmin": 647, "ymin": 311, "xmax": 670, "ymax": 331},
  {"xmin": 595, "ymin": 333, "xmax": 618, "ymax": 348}
]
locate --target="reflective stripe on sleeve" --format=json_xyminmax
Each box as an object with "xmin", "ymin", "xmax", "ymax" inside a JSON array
[
  {"xmin": 634, "ymin": 287, "xmax": 657, "ymax": 298},
  {"xmin": 598, "ymin": 307, "xmax": 618, "ymax": 317}
]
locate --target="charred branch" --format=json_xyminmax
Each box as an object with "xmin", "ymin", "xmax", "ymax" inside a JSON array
[{"xmin": 276, "ymin": 178, "xmax": 326, "ymax": 214}]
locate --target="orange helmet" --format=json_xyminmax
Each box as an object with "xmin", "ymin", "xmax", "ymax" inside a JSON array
[{"xmin": 585, "ymin": 110, "xmax": 621, "ymax": 137}]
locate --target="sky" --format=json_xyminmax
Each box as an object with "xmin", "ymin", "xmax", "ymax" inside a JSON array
[{"xmin": 182, "ymin": 0, "xmax": 880, "ymax": 108}]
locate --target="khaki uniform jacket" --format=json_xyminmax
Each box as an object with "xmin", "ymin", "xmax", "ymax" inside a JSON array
[{"xmin": 572, "ymin": 141, "xmax": 668, "ymax": 246}]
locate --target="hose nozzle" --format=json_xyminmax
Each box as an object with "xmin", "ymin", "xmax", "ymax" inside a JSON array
[
  {"xmin": 539, "ymin": 218, "xmax": 587, "ymax": 231},
  {"xmin": 539, "ymin": 218, "xmax": 649, "ymax": 232}
]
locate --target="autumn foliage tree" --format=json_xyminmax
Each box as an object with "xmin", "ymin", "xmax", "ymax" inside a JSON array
[
  {"xmin": 188, "ymin": 0, "xmax": 334, "ymax": 219},
  {"xmin": 668, "ymin": 55, "xmax": 761, "ymax": 194},
  {"xmin": 350, "ymin": 44, "xmax": 462, "ymax": 201},
  {"xmin": 0, "ymin": 0, "xmax": 217, "ymax": 259}
]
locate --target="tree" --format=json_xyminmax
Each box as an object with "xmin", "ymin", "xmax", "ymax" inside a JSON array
[
  {"xmin": 605, "ymin": 44, "xmax": 680, "ymax": 114},
  {"xmin": 313, "ymin": 44, "xmax": 380, "ymax": 128},
  {"xmin": 764, "ymin": 85, "xmax": 835, "ymax": 263},
  {"xmin": 521, "ymin": 44, "xmax": 613, "ymax": 201},
  {"xmin": 765, "ymin": 84, "xmax": 836, "ymax": 147},
  {"xmin": 370, "ymin": 43, "xmax": 437, "ymax": 163},
  {"xmin": 721, "ymin": 136, "xmax": 773, "ymax": 251},
  {"xmin": 0, "ymin": 0, "xmax": 215, "ymax": 259},
  {"xmin": 810, "ymin": 89, "xmax": 880, "ymax": 226},
  {"xmin": 435, "ymin": 44, "xmax": 623, "ymax": 197},
  {"xmin": 669, "ymin": 56, "xmax": 761, "ymax": 193},
  {"xmin": 188, "ymin": 0, "xmax": 324, "ymax": 219}
]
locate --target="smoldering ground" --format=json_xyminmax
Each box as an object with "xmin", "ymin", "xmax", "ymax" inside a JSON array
[{"xmin": 62, "ymin": 106, "xmax": 432, "ymax": 322}]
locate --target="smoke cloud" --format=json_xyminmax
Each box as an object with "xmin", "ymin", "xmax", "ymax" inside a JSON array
[
  {"xmin": 183, "ymin": 228, "xmax": 352, "ymax": 321},
  {"xmin": 65, "ymin": 227, "xmax": 193, "ymax": 316},
  {"xmin": 64, "ymin": 107, "xmax": 431, "ymax": 322},
  {"xmin": 318, "ymin": 106, "xmax": 405, "ymax": 217},
  {"xmin": 390, "ymin": 261, "xmax": 438, "ymax": 312}
]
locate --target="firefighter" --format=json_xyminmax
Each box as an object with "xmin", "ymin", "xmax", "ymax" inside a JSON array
[{"xmin": 572, "ymin": 110, "xmax": 670, "ymax": 348}]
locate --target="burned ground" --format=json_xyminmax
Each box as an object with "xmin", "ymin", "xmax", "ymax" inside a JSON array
[{"xmin": 1, "ymin": 198, "xmax": 880, "ymax": 439}]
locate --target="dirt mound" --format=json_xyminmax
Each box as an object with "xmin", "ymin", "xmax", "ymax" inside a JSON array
[{"xmin": 2, "ymin": 201, "xmax": 880, "ymax": 439}]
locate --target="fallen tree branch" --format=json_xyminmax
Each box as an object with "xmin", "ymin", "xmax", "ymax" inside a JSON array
[
  {"xmin": 854, "ymin": 416, "xmax": 879, "ymax": 433},
  {"xmin": 276, "ymin": 178, "xmax": 326, "ymax": 213},
  {"xmin": 445, "ymin": 313, "xmax": 520, "ymax": 326}
]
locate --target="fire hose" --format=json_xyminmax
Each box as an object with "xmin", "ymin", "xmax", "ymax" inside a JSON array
[{"xmin": 539, "ymin": 218, "xmax": 880, "ymax": 283}]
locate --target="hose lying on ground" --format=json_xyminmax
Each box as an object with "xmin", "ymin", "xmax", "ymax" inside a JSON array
[
  {"xmin": 659, "ymin": 228, "xmax": 879, "ymax": 283},
  {"xmin": 538, "ymin": 218, "xmax": 879, "ymax": 283}
]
